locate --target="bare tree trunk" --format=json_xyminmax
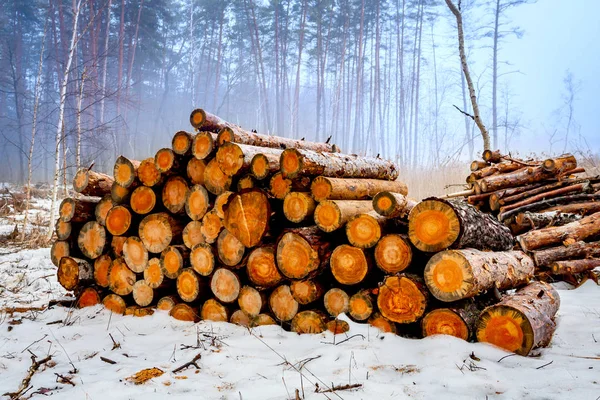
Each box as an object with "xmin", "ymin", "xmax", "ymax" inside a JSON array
[
  {"xmin": 492, "ymin": 0, "xmax": 500, "ymax": 150},
  {"xmin": 213, "ymin": 6, "xmax": 225, "ymax": 111},
  {"xmin": 76, "ymin": 69, "xmax": 86, "ymax": 170},
  {"xmin": 412, "ymin": 0, "xmax": 423, "ymax": 168},
  {"xmin": 100, "ymin": 0, "xmax": 112, "ymax": 125},
  {"xmin": 352, "ymin": 0, "xmax": 365, "ymax": 151},
  {"xmin": 116, "ymin": 0, "xmax": 125, "ymax": 116},
  {"xmin": 292, "ymin": 0, "xmax": 308, "ymax": 138}
]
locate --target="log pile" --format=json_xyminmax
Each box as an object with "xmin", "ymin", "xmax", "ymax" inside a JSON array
[{"xmin": 52, "ymin": 111, "xmax": 568, "ymax": 357}]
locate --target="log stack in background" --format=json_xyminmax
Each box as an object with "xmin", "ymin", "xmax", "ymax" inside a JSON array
[{"xmin": 53, "ymin": 110, "xmax": 570, "ymax": 357}]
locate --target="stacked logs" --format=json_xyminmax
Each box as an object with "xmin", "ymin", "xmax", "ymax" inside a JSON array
[{"xmin": 52, "ymin": 110, "xmax": 562, "ymax": 357}]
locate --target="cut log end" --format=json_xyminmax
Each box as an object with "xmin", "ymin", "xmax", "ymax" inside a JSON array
[
  {"xmin": 78, "ymin": 221, "xmax": 107, "ymax": 259},
  {"xmin": 211, "ymin": 268, "xmax": 241, "ymax": 303},
  {"xmin": 201, "ymin": 210, "xmax": 223, "ymax": 244},
  {"xmin": 408, "ymin": 199, "xmax": 460, "ymax": 252},
  {"xmin": 108, "ymin": 258, "xmax": 136, "ymax": 296},
  {"xmin": 216, "ymin": 127, "xmax": 235, "ymax": 145},
  {"xmin": 247, "ymin": 246, "xmax": 283, "ymax": 289},
  {"xmin": 103, "ymin": 294, "xmax": 126, "ymax": 315},
  {"xmin": 310, "ymin": 176, "xmax": 333, "ymax": 202},
  {"xmin": 349, "ymin": 291, "xmax": 374, "ymax": 321},
  {"xmin": 283, "ymin": 192, "xmax": 316, "ymax": 223},
  {"xmin": 138, "ymin": 158, "xmax": 162, "ymax": 187},
  {"xmin": 476, "ymin": 305, "xmax": 533, "ymax": 355},
  {"xmin": 58, "ymin": 257, "xmax": 92, "ymax": 291},
  {"xmin": 95, "ymin": 196, "xmax": 116, "ymax": 226},
  {"xmin": 237, "ymin": 175, "xmax": 255, "ymax": 191},
  {"xmin": 170, "ymin": 303, "xmax": 199, "ymax": 322},
  {"xmin": 139, "ymin": 213, "xmax": 179, "ymax": 253},
  {"xmin": 94, "ymin": 254, "xmax": 112, "ymax": 287},
  {"xmin": 423, "ymin": 251, "xmax": 473, "ymax": 302},
  {"xmin": 73, "ymin": 169, "xmax": 113, "ymax": 196},
  {"xmin": 250, "ymin": 154, "xmax": 273, "ymax": 180},
  {"xmin": 123, "ymin": 236, "xmax": 148, "ymax": 273},
  {"xmin": 330, "ymin": 245, "xmax": 369, "ymax": 285},
  {"xmin": 50, "ymin": 241, "xmax": 70, "ymax": 267},
  {"xmin": 368, "ymin": 313, "xmax": 397, "ymax": 334},
  {"xmin": 201, "ymin": 299, "xmax": 229, "ymax": 322},
  {"xmin": 111, "ymin": 182, "xmax": 130, "ymax": 204},
  {"xmin": 161, "ymin": 245, "xmax": 184, "ymax": 279},
  {"xmin": 377, "ymin": 276, "xmax": 427, "ymax": 324},
  {"xmin": 190, "ymin": 243, "xmax": 215, "ymax": 276},
  {"xmin": 327, "ymin": 319, "xmax": 350, "ymax": 334},
  {"xmin": 372, "ymin": 191, "xmax": 415, "ymax": 218},
  {"xmin": 189, "ymin": 109, "xmax": 206, "ymax": 129},
  {"xmin": 238, "ymin": 286, "xmax": 263, "ymax": 317},
  {"xmin": 172, "ymin": 131, "xmax": 193, "ymax": 155},
  {"xmin": 55, "ymin": 220, "xmax": 72, "ymax": 241},
  {"xmin": 183, "ymin": 221, "xmax": 205, "ymax": 249},
  {"xmin": 78, "ymin": 287, "xmax": 101, "ymax": 308},
  {"xmin": 223, "ymin": 189, "xmax": 270, "ymax": 248},
  {"xmin": 177, "ymin": 269, "xmax": 200, "ymax": 302},
  {"xmin": 155, "ymin": 148, "xmax": 176, "ymax": 173},
  {"xmin": 204, "ymin": 158, "xmax": 232, "ymax": 195},
  {"xmin": 187, "ymin": 158, "xmax": 207, "ymax": 185},
  {"xmin": 314, "ymin": 200, "xmax": 343, "ymax": 232},
  {"xmin": 422, "ymin": 309, "xmax": 469, "ymax": 340},
  {"xmin": 291, "ymin": 311, "xmax": 326, "ymax": 334},
  {"xmin": 113, "ymin": 156, "xmax": 138, "ymax": 188},
  {"xmin": 346, "ymin": 213, "xmax": 383, "ymax": 249},
  {"xmin": 254, "ymin": 313, "xmax": 277, "ymax": 326},
  {"xmin": 111, "ymin": 236, "xmax": 127, "ymax": 257},
  {"xmin": 214, "ymin": 192, "xmax": 234, "ymax": 219},
  {"xmin": 290, "ymin": 280, "xmax": 323, "ymax": 305},
  {"xmin": 269, "ymin": 285, "xmax": 299, "ymax": 322},
  {"xmin": 144, "ymin": 258, "xmax": 164, "ymax": 289},
  {"xmin": 130, "ymin": 186, "xmax": 156, "ymax": 215},
  {"xmin": 276, "ymin": 231, "xmax": 319, "ymax": 280},
  {"xmin": 163, "ymin": 176, "xmax": 189, "ymax": 214},
  {"xmin": 133, "ymin": 280, "xmax": 154, "ymax": 307},
  {"xmin": 185, "ymin": 185, "xmax": 209, "ymax": 221},
  {"xmin": 269, "ymin": 172, "xmax": 292, "ymax": 199},
  {"xmin": 280, "ymin": 149, "xmax": 303, "ymax": 178},
  {"xmin": 230, "ymin": 310, "xmax": 252, "ymax": 327},
  {"xmin": 216, "ymin": 142, "xmax": 244, "ymax": 176},
  {"xmin": 323, "ymin": 288, "xmax": 350, "ymax": 317},
  {"xmin": 192, "ymin": 131, "xmax": 215, "ymax": 160},
  {"xmin": 217, "ymin": 229, "xmax": 246, "ymax": 267},
  {"xmin": 157, "ymin": 296, "xmax": 177, "ymax": 311},
  {"xmin": 105, "ymin": 206, "xmax": 132, "ymax": 236},
  {"xmin": 374, "ymin": 234, "xmax": 412, "ymax": 274}
]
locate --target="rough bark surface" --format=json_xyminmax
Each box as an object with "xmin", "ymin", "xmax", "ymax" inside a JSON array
[
  {"xmin": 73, "ymin": 169, "xmax": 114, "ymax": 197},
  {"xmin": 531, "ymin": 241, "xmax": 600, "ymax": 267},
  {"xmin": 311, "ymin": 177, "xmax": 408, "ymax": 202}
]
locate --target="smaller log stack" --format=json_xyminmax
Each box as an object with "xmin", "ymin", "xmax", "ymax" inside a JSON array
[{"xmin": 51, "ymin": 111, "xmax": 567, "ymax": 358}]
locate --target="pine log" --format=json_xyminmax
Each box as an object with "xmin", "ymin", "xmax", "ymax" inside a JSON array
[
  {"xmin": 78, "ymin": 287, "xmax": 101, "ymax": 308},
  {"xmin": 421, "ymin": 300, "xmax": 480, "ymax": 340},
  {"xmin": 372, "ymin": 192, "xmax": 417, "ymax": 219},
  {"xmin": 125, "ymin": 307, "xmax": 155, "ymax": 317},
  {"xmin": 238, "ymin": 286, "xmax": 264, "ymax": 317},
  {"xmin": 132, "ymin": 280, "xmax": 154, "ymax": 307},
  {"xmin": 542, "ymin": 201, "xmax": 600, "ymax": 215},
  {"xmin": 482, "ymin": 149, "xmax": 503, "ymax": 163},
  {"xmin": 95, "ymin": 196, "xmax": 116, "ymax": 226},
  {"xmin": 190, "ymin": 243, "xmax": 216, "ymax": 276},
  {"xmin": 210, "ymin": 268, "xmax": 241, "ymax": 303},
  {"xmin": 476, "ymin": 281, "xmax": 560, "ymax": 356},
  {"xmin": 172, "ymin": 130, "xmax": 193, "ymax": 155},
  {"xmin": 154, "ymin": 148, "xmax": 181, "ymax": 174},
  {"xmin": 182, "ymin": 220, "xmax": 205, "ymax": 249},
  {"xmin": 250, "ymin": 152, "xmax": 280, "ymax": 180},
  {"xmin": 517, "ymin": 211, "xmax": 600, "ymax": 252},
  {"xmin": 311, "ymin": 177, "xmax": 408, "ymax": 202},
  {"xmin": 542, "ymin": 154, "xmax": 577, "ymax": 173},
  {"xmin": 139, "ymin": 213, "xmax": 184, "ymax": 253},
  {"xmin": 269, "ymin": 172, "xmax": 311, "ymax": 199},
  {"xmin": 348, "ymin": 290, "xmax": 375, "ymax": 321},
  {"xmin": 237, "ymin": 175, "xmax": 256, "ymax": 191},
  {"xmin": 269, "ymin": 285, "xmax": 299, "ymax": 322},
  {"xmin": 531, "ymin": 241, "xmax": 600, "ymax": 267},
  {"xmin": 551, "ymin": 259, "xmax": 600, "ymax": 275},
  {"xmin": 201, "ymin": 299, "xmax": 229, "ymax": 322},
  {"xmin": 254, "ymin": 314, "xmax": 277, "ymax": 326},
  {"xmin": 214, "ymin": 191, "xmax": 234, "ymax": 219},
  {"xmin": 467, "ymin": 161, "xmax": 523, "ymax": 183},
  {"xmin": 246, "ymin": 245, "xmax": 283, "ymax": 289},
  {"xmin": 94, "ymin": 254, "xmax": 112, "ymax": 287},
  {"xmin": 368, "ymin": 312, "xmax": 397, "ymax": 334},
  {"xmin": 497, "ymin": 179, "xmax": 587, "ymax": 208},
  {"xmin": 57, "ymin": 257, "xmax": 93, "ymax": 290},
  {"xmin": 345, "ymin": 212, "xmax": 386, "ymax": 248},
  {"xmin": 217, "ymin": 229, "xmax": 246, "ymax": 267},
  {"xmin": 230, "ymin": 310, "xmax": 252, "ymax": 327},
  {"xmin": 314, "ymin": 200, "xmax": 374, "ymax": 232},
  {"xmin": 497, "ymin": 194, "xmax": 600, "ymax": 222},
  {"xmin": 170, "ymin": 303, "xmax": 199, "ymax": 322},
  {"xmin": 204, "ymin": 158, "xmax": 232, "ymax": 195},
  {"xmin": 185, "ymin": 184, "xmax": 210, "ymax": 221},
  {"xmin": 216, "ymin": 142, "xmax": 283, "ymax": 177},
  {"xmin": 377, "ymin": 275, "xmax": 428, "ymax": 323},
  {"xmin": 160, "ymin": 245, "xmax": 189, "ymax": 279},
  {"xmin": 78, "ymin": 221, "xmax": 107, "ymax": 259},
  {"xmin": 499, "ymin": 181, "xmax": 592, "ymax": 214},
  {"xmin": 330, "ymin": 244, "xmax": 371, "ymax": 285},
  {"xmin": 73, "ymin": 168, "xmax": 113, "ymax": 197},
  {"xmin": 103, "ymin": 294, "xmax": 127, "ymax": 315},
  {"xmin": 513, "ymin": 211, "xmax": 582, "ymax": 233},
  {"xmin": 59, "ymin": 197, "xmax": 98, "ymax": 222},
  {"xmin": 191, "ymin": 131, "xmax": 217, "ymax": 160},
  {"xmin": 55, "ymin": 219, "xmax": 78, "ymax": 241},
  {"xmin": 223, "ymin": 189, "xmax": 270, "ymax": 248},
  {"xmin": 290, "ymin": 280, "xmax": 324, "ymax": 305},
  {"xmin": 157, "ymin": 296, "xmax": 177, "ymax": 311},
  {"xmin": 489, "ymin": 183, "xmax": 546, "ymax": 211},
  {"xmin": 105, "ymin": 205, "xmax": 132, "ymax": 236},
  {"xmin": 111, "ymin": 182, "xmax": 134, "ymax": 204},
  {"xmin": 113, "ymin": 156, "xmax": 141, "ymax": 188},
  {"xmin": 327, "ymin": 319, "xmax": 350, "ymax": 334},
  {"xmin": 111, "ymin": 236, "xmax": 127, "ymax": 257},
  {"xmin": 137, "ymin": 157, "xmax": 163, "ymax": 187},
  {"xmin": 276, "ymin": 226, "xmax": 331, "ymax": 280},
  {"xmin": 122, "ymin": 236, "xmax": 149, "ymax": 273},
  {"xmin": 408, "ymin": 198, "xmax": 513, "ymax": 253},
  {"xmin": 187, "ymin": 158, "xmax": 207, "ymax": 185},
  {"xmin": 177, "ymin": 268, "xmax": 202, "ymax": 302},
  {"xmin": 108, "ymin": 257, "xmax": 136, "ymax": 296},
  {"xmin": 374, "ymin": 234, "xmax": 413, "ymax": 274},
  {"xmin": 201, "ymin": 209, "xmax": 223, "ymax": 244},
  {"xmin": 291, "ymin": 311, "xmax": 327, "ymax": 334},
  {"xmin": 280, "ymin": 148, "xmax": 399, "ymax": 180},
  {"xmin": 323, "ymin": 288, "xmax": 350, "ymax": 317},
  {"xmin": 50, "ymin": 240, "xmax": 70, "ymax": 267},
  {"xmin": 283, "ymin": 192, "xmax": 316, "ymax": 223},
  {"xmin": 130, "ymin": 186, "xmax": 156, "ymax": 215},
  {"xmin": 424, "ymin": 249, "xmax": 534, "ymax": 302},
  {"xmin": 144, "ymin": 258, "xmax": 164, "ymax": 289},
  {"xmin": 162, "ymin": 176, "xmax": 190, "ymax": 214},
  {"xmin": 470, "ymin": 160, "xmax": 489, "ymax": 171}
]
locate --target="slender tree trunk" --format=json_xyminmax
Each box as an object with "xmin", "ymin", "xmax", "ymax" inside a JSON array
[
  {"xmin": 76, "ymin": 69, "xmax": 86, "ymax": 170},
  {"xmin": 116, "ymin": 0, "xmax": 125, "ymax": 115},
  {"xmin": 100, "ymin": 0, "xmax": 112, "ymax": 125},
  {"xmin": 213, "ymin": 6, "xmax": 225, "ymax": 111},
  {"xmin": 431, "ymin": 22, "xmax": 440, "ymax": 167},
  {"xmin": 352, "ymin": 0, "xmax": 365, "ymax": 150},
  {"xmin": 492, "ymin": 0, "xmax": 500, "ymax": 150},
  {"xmin": 412, "ymin": 0, "xmax": 423, "ymax": 168},
  {"xmin": 292, "ymin": 0, "xmax": 308, "ymax": 138}
]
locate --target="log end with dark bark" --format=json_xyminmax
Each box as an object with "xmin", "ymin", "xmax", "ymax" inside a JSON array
[
  {"xmin": 192, "ymin": 131, "xmax": 215, "ymax": 160},
  {"xmin": 138, "ymin": 158, "xmax": 162, "ymax": 187},
  {"xmin": 78, "ymin": 221, "xmax": 107, "ymax": 259},
  {"xmin": 177, "ymin": 268, "xmax": 201, "ymax": 302},
  {"xmin": 408, "ymin": 199, "xmax": 461, "ymax": 252},
  {"xmin": 217, "ymin": 229, "xmax": 246, "ymax": 267},
  {"xmin": 323, "ymin": 288, "xmax": 350, "ymax": 317},
  {"xmin": 291, "ymin": 311, "xmax": 327, "ymax": 334},
  {"xmin": 172, "ymin": 131, "xmax": 193, "ymax": 155},
  {"xmin": 113, "ymin": 156, "xmax": 139, "ymax": 188},
  {"xmin": 283, "ymin": 192, "xmax": 316, "ymax": 223}
]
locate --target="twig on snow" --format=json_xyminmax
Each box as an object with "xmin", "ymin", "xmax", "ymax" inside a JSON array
[
  {"xmin": 172, "ymin": 353, "xmax": 201, "ymax": 373},
  {"xmin": 3, "ymin": 354, "xmax": 53, "ymax": 399}
]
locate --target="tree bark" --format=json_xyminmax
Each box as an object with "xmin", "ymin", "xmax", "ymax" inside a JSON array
[
  {"xmin": 311, "ymin": 177, "xmax": 408, "ymax": 202},
  {"xmin": 531, "ymin": 241, "xmax": 600, "ymax": 267},
  {"xmin": 498, "ymin": 193, "xmax": 600, "ymax": 222},
  {"xmin": 551, "ymin": 259, "xmax": 600, "ymax": 275},
  {"xmin": 73, "ymin": 169, "xmax": 114, "ymax": 197},
  {"xmin": 216, "ymin": 142, "xmax": 283, "ymax": 177},
  {"xmin": 422, "ymin": 300, "xmax": 481, "ymax": 340},
  {"xmin": 314, "ymin": 200, "xmax": 374, "ymax": 232},
  {"xmin": 57, "ymin": 257, "xmax": 93, "ymax": 290}
]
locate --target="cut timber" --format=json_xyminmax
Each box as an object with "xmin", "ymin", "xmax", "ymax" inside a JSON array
[
  {"xmin": 201, "ymin": 299, "xmax": 229, "ymax": 322},
  {"xmin": 108, "ymin": 258, "xmax": 136, "ymax": 296},
  {"xmin": 498, "ymin": 193, "xmax": 600, "ymax": 222},
  {"xmin": 269, "ymin": 285, "xmax": 299, "ymax": 322},
  {"xmin": 130, "ymin": 186, "xmax": 156, "ymax": 215},
  {"xmin": 217, "ymin": 229, "xmax": 246, "ymax": 267},
  {"xmin": 373, "ymin": 192, "xmax": 417, "ymax": 219},
  {"xmin": 162, "ymin": 176, "xmax": 189, "ymax": 214},
  {"xmin": 543, "ymin": 154, "xmax": 577, "ymax": 173},
  {"xmin": 327, "ymin": 319, "xmax": 350, "ymax": 334},
  {"xmin": 223, "ymin": 189, "xmax": 270, "ymax": 248},
  {"xmin": 172, "ymin": 131, "xmax": 193, "ymax": 155},
  {"xmin": 133, "ymin": 280, "xmax": 154, "ymax": 307},
  {"xmin": 345, "ymin": 212, "xmax": 386, "ymax": 248},
  {"xmin": 73, "ymin": 168, "xmax": 113, "ymax": 197},
  {"xmin": 237, "ymin": 175, "xmax": 255, "ymax": 191},
  {"xmin": 111, "ymin": 236, "xmax": 127, "ymax": 257},
  {"xmin": 125, "ymin": 307, "xmax": 154, "ymax": 317},
  {"xmin": 250, "ymin": 152, "xmax": 280, "ymax": 180},
  {"xmin": 470, "ymin": 160, "xmax": 489, "ymax": 171},
  {"xmin": 190, "ymin": 243, "xmax": 215, "ymax": 276},
  {"xmin": 50, "ymin": 241, "xmax": 70, "ymax": 267},
  {"xmin": 78, "ymin": 287, "xmax": 101, "ymax": 308},
  {"xmin": 216, "ymin": 142, "xmax": 283, "ymax": 177},
  {"xmin": 377, "ymin": 275, "xmax": 428, "ymax": 323},
  {"xmin": 78, "ymin": 221, "xmax": 107, "ymax": 259},
  {"xmin": 330, "ymin": 245, "xmax": 370, "ymax": 285},
  {"xmin": 280, "ymin": 148, "xmax": 399, "ymax": 180},
  {"xmin": 276, "ymin": 227, "xmax": 331, "ymax": 280},
  {"xmin": 499, "ymin": 182, "xmax": 592, "ymax": 214},
  {"xmin": 170, "ymin": 303, "xmax": 199, "ymax": 322},
  {"xmin": 111, "ymin": 182, "xmax": 133, "ymax": 204},
  {"xmin": 238, "ymin": 286, "xmax": 264, "ymax": 317},
  {"xmin": 183, "ymin": 221, "xmax": 205, "ymax": 249},
  {"xmin": 185, "ymin": 185, "xmax": 209, "ymax": 220},
  {"xmin": 424, "ymin": 249, "xmax": 534, "ymax": 302},
  {"xmin": 57, "ymin": 257, "xmax": 93, "ymax": 290},
  {"xmin": 542, "ymin": 201, "xmax": 600, "ymax": 215},
  {"xmin": 421, "ymin": 301, "xmax": 480, "ymax": 340},
  {"xmin": 94, "ymin": 254, "xmax": 112, "ymax": 287},
  {"xmin": 214, "ymin": 192, "xmax": 234, "ymax": 219},
  {"xmin": 517, "ymin": 212, "xmax": 600, "ymax": 252},
  {"xmin": 187, "ymin": 158, "xmax": 206, "ymax": 185},
  {"xmin": 144, "ymin": 258, "xmax": 164, "ymax": 289},
  {"xmin": 201, "ymin": 209, "xmax": 223, "ymax": 244},
  {"xmin": 374, "ymin": 234, "xmax": 413, "ymax": 274},
  {"xmin": 269, "ymin": 172, "xmax": 311, "ymax": 200},
  {"xmin": 476, "ymin": 281, "xmax": 560, "ymax": 356},
  {"xmin": 139, "ymin": 213, "xmax": 184, "ymax": 253},
  {"xmin": 230, "ymin": 310, "xmax": 251, "ymax": 327},
  {"xmin": 191, "ymin": 131, "xmax": 216, "ymax": 160},
  {"xmin": 246, "ymin": 245, "xmax": 283, "ymax": 289},
  {"xmin": 531, "ymin": 241, "xmax": 600, "ymax": 267},
  {"xmin": 323, "ymin": 288, "xmax": 350, "ymax": 317},
  {"xmin": 290, "ymin": 280, "xmax": 324, "ymax": 305},
  {"xmin": 59, "ymin": 197, "xmax": 98, "ymax": 222},
  {"xmin": 204, "ymin": 158, "xmax": 232, "ymax": 195},
  {"xmin": 551, "ymin": 259, "xmax": 600, "ymax": 275},
  {"xmin": 137, "ymin": 157, "xmax": 163, "ymax": 187},
  {"xmin": 408, "ymin": 198, "xmax": 513, "ymax": 253},
  {"xmin": 154, "ymin": 148, "xmax": 179, "ymax": 174},
  {"xmin": 368, "ymin": 313, "xmax": 397, "ymax": 334},
  {"xmin": 103, "ymin": 294, "xmax": 126, "ymax": 314},
  {"xmin": 122, "ymin": 236, "xmax": 148, "ymax": 273},
  {"xmin": 513, "ymin": 211, "xmax": 582, "ymax": 232},
  {"xmin": 314, "ymin": 200, "xmax": 374, "ymax": 232},
  {"xmin": 311, "ymin": 177, "xmax": 408, "ymax": 202},
  {"xmin": 177, "ymin": 269, "xmax": 201, "ymax": 302},
  {"xmin": 482, "ymin": 150, "xmax": 503, "ymax": 163},
  {"xmin": 489, "ymin": 183, "xmax": 546, "ymax": 211},
  {"xmin": 254, "ymin": 314, "xmax": 277, "ymax": 326},
  {"xmin": 157, "ymin": 296, "xmax": 177, "ymax": 311},
  {"xmin": 95, "ymin": 196, "xmax": 116, "ymax": 226},
  {"xmin": 291, "ymin": 311, "xmax": 326, "ymax": 334},
  {"xmin": 467, "ymin": 162, "xmax": 523, "ymax": 183},
  {"xmin": 160, "ymin": 245, "xmax": 188, "ymax": 279},
  {"xmin": 348, "ymin": 290, "xmax": 374, "ymax": 321},
  {"xmin": 283, "ymin": 192, "xmax": 316, "ymax": 223},
  {"xmin": 210, "ymin": 268, "xmax": 241, "ymax": 303},
  {"xmin": 105, "ymin": 205, "xmax": 132, "ymax": 236},
  {"xmin": 113, "ymin": 156, "xmax": 140, "ymax": 188},
  {"xmin": 497, "ymin": 179, "xmax": 587, "ymax": 208},
  {"xmin": 55, "ymin": 220, "xmax": 75, "ymax": 241}
]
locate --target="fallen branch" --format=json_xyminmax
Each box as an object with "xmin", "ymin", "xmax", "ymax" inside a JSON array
[
  {"xmin": 100, "ymin": 356, "xmax": 116, "ymax": 365},
  {"xmin": 3, "ymin": 354, "xmax": 53, "ymax": 399},
  {"xmin": 54, "ymin": 373, "xmax": 76, "ymax": 386},
  {"xmin": 172, "ymin": 353, "xmax": 201, "ymax": 373},
  {"xmin": 315, "ymin": 383, "xmax": 363, "ymax": 393}
]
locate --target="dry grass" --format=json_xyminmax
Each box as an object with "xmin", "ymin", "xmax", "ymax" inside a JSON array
[{"xmin": 402, "ymin": 162, "xmax": 470, "ymax": 200}]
